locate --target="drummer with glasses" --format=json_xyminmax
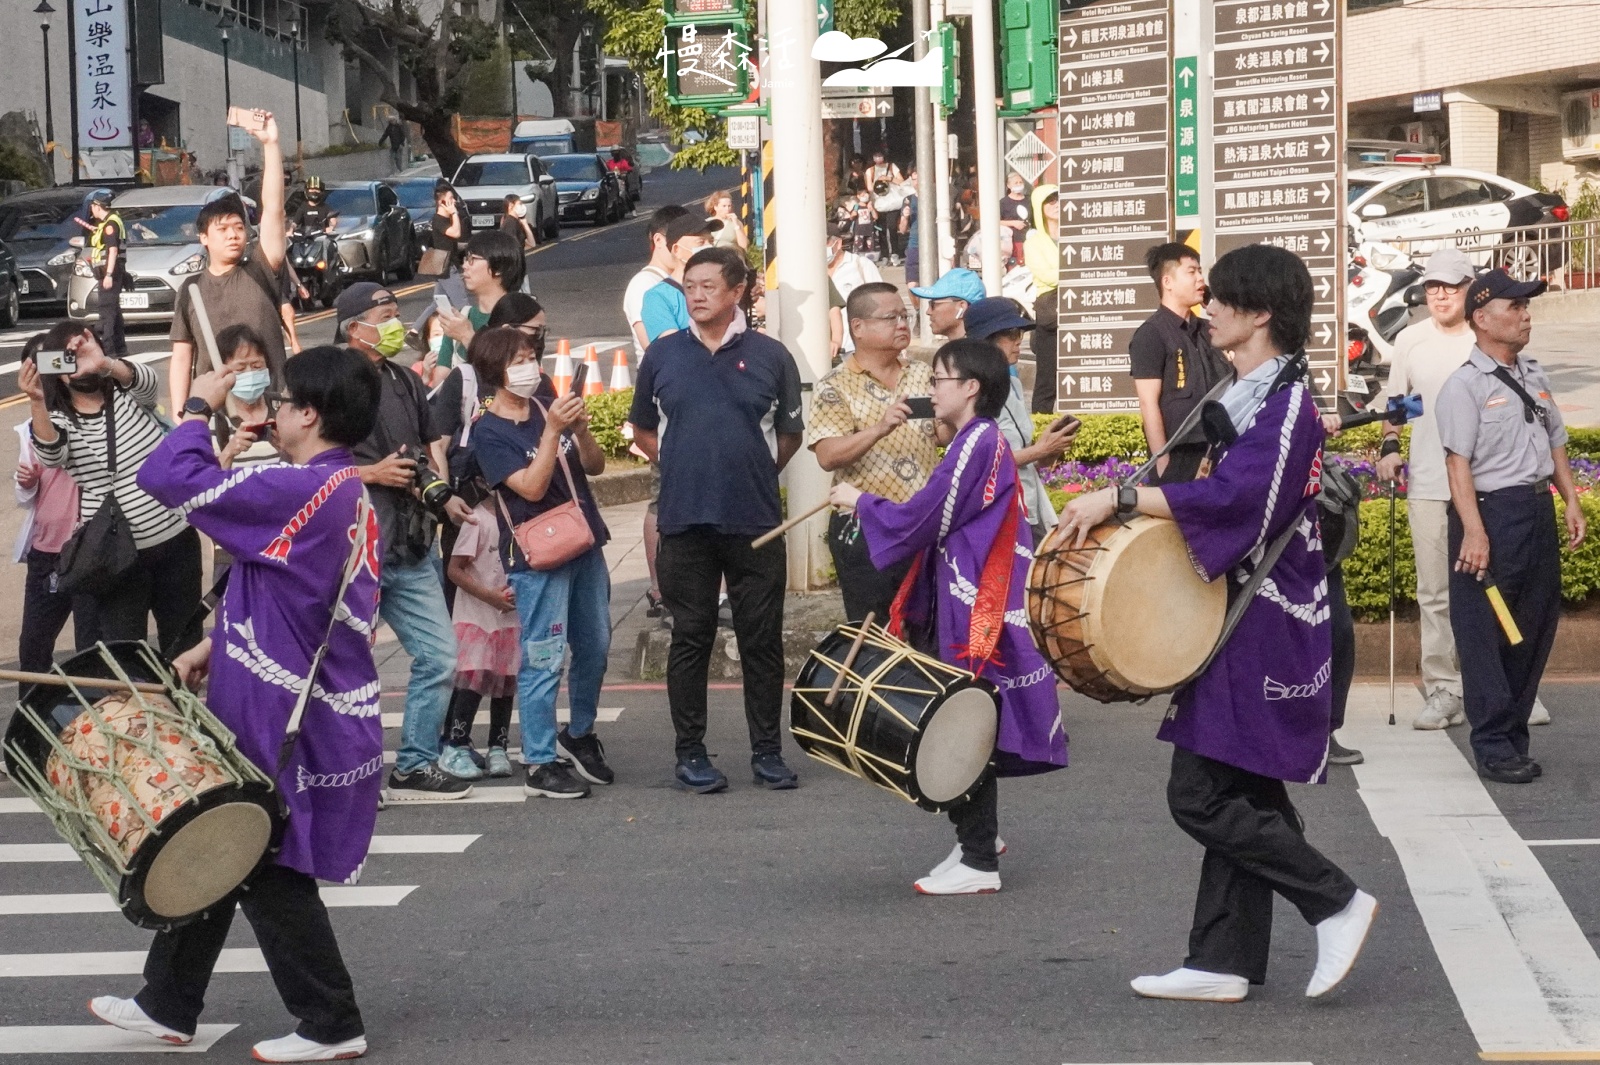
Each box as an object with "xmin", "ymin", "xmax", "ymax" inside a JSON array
[
  {"xmin": 830, "ymin": 338, "xmax": 1066, "ymax": 897},
  {"xmin": 807, "ymin": 283, "xmax": 944, "ymax": 623}
]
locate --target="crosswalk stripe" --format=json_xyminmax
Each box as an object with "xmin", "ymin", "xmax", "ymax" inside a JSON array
[
  {"xmin": 1345, "ymin": 685, "xmax": 1600, "ymax": 1057},
  {"xmin": 378, "ymin": 707, "xmax": 625, "ymax": 727},
  {"xmin": 1, "ymin": 835, "xmax": 476, "ymax": 862},
  {"xmin": 0, "ymin": 1023, "xmax": 237, "ymax": 1054},
  {"xmin": 0, "ymin": 799, "xmax": 40, "ymax": 814},
  {"xmin": 0, "ymin": 886, "xmax": 417, "ymax": 915},
  {"xmin": 1525, "ymin": 839, "xmax": 1600, "ymax": 847},
  {"xmin": 0, "ymin": 948, "xmax": 265, "ymax": 978}
]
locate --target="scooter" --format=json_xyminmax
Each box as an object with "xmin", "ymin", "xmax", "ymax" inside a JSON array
[
  {"xmin": 288, "ymin": 229, "xmax": 343, "ymax": 310},
  {"xmin": 1345, "ymin": 240, "xmax": 1424, "ymax": 395}
]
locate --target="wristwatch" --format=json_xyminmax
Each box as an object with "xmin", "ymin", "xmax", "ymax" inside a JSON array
[
  {"xmin": 1379, "ymin": 437, "xmax": 1402, "ymax": 457},
  {"xmin": 182, "ymin": 396, "xmax": 213, "ymax": 419},
  {"xmin": 1115, "ymin": 484, "xmax": 1139, "ymax": 516}
]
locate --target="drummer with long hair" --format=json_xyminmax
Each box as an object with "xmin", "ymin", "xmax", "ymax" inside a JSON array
[
  {"xmin": 828, "ymin": 338, "xmax": 1066, "ymax": 895},
  {"xmin": 1057, "ymin": 244, "xmax": 1377, "ymax": 1004}
]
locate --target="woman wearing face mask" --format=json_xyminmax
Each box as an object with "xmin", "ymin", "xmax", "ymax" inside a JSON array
[
  {"xmin": 212, "ymin": 324, "xmax": 280, "ymax": 469},
  {"xmin": 501, "ymin": 194, "xmax": 537, "ymax": 252},
  {"xmin": 470, "ymin": 326, "xmax": 615, "ymax": 799},
  {"xmin": 18, "ymin": 321, "xmax": 203, "ymax": 655},
  {"xmin": 998, "ymin": 172, "xmax": 1033, "ymax": 267}
]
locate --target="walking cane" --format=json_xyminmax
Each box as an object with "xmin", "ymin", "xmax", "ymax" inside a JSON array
[{"xmin": 1387, "ymin": 481, "xmax": 1398, "ymax": 726}]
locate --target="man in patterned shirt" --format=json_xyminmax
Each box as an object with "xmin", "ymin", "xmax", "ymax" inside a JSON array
[{"xmin": 807, "ymin": 282, "xmax": 945, "ymax": 621}]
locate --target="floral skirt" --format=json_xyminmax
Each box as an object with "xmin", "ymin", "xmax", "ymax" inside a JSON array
[{"xmin": 454, "ymin": 622, "xmax": 519, "ymax": 697}]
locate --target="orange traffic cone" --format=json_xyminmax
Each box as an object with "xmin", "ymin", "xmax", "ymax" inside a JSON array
[
  {"xmin": 609, "ymin": 348, "xmax": 632, "ymax": 391},
  {"xmin": 582, "ymin": 344, "xmax": 604, "ymax": 396},
  {"xmin": 551, "ymin": 339, "xmax": 573, "ymax": 396}
]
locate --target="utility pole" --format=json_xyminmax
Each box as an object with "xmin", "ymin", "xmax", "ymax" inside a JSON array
[
  {"xmin": 911, "ymin": 0, "xmax": 937, "ymax": 339},
  {"xmin": 930, "ymin": 0, "xmax": 952, "ymax": 281},
  {"xmin": 768, "ymin": 0, "xmax": 831, "ymax": 590},
  {"xmin": 970, "ymin": 0, "xmax": 1002, "ymax": 293}
]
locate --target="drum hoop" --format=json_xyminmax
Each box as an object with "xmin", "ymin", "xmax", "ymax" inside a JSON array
[{"xmin": 901, "ymin": 676, "xmax": 1000, "ymax": 811}]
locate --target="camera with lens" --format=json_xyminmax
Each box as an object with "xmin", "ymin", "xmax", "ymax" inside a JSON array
[{"xmin": 400, "ymin": 445, "xmax": 455, "ymax": 518}]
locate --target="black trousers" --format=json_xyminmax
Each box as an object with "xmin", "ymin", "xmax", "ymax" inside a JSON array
[
  {"xmin": 1152, "ymin": 444, "xmax": 1209, "ymax": 487},
  {"xmin": 827, "ymin": 510, "xmax": 911, "ymax": 624},
  {"xmin": 96, "ymin": 527, "xmax": 204, "ymax": 656},
  {"xmin": 948, "ymin": 774, "xmax": 1000, "ymax": 872},
  {"xmin": 1167, "ymin": 748, "xmax": 1357, "ymax": 984},
  {"xmin": 1030, "ymin": 290, "xmax": 1058, "ymax": 415},
  {"xmin": 1448, "ymin": 486, "xmax": 1562, "ymax": 766},
  {"xmin": 19, "ymin": 548, "xmax": 100, "ymax": 673},
  {"xmin": 97, "ymin": 272, "xmax": 127, "ymax": 357},
  {"xmin": 445, "ymin": 688, "xmax": 513, "ymax": 750},
  {"xmin": 1327, "ymin": 566, "xmax": 1354, "ymax": 733},
  {"xmin": 658, "ymin": 529, "xmax": 787, "ymax": 760},
  {"xmin": 137, "ymin": 864, "xmax": 363, "ymax": 1043}
]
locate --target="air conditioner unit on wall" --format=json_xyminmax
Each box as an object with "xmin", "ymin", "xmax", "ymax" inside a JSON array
[{"xmin": 1562, "ymin": 90, "xmax": 1600, "ymax": 159}]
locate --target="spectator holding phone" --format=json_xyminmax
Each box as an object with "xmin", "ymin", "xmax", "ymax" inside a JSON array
[
  {"xmin": 21, "ymin": 322, "xmax": 202, "ymax": 653},
  {"xmin": 434, "ymin": 230, "xmax": 525, "ymax": 371},
  {"xmin": 211, "ymin": 324, "xmax": 280, "ymax": 470},
  {"xmin": 806, "ymin": 283, "xmax": 942, "ymax": 622}
]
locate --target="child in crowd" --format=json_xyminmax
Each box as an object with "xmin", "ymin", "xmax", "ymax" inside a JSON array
[
  {"xmin": 850, "ymin": 188, "xmax": 879, "ymax": 259},
  {"xmin": 409, "ymin": 311, "xmax": 449, "ymax": 390},
  {"xmin": 441, "ymin": 497, "xmax": 520, "ymax": 780}
]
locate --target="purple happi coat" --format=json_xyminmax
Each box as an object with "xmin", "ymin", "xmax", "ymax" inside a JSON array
[
  {"xmin": 857, "ymin": 417, "xmax": 1067, "ymax": 774},
  {"xmin": 1159, "ymin": 382, "xmax": 1333, "ymax": 784},
  {"xmin": 139, "ymin": 420, "xmax": 383, "ymax": 884}
]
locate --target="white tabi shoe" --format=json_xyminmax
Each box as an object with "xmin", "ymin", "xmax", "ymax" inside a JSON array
[
  {"xmin": 1129, "ymin": 967, "xmax": 1248, "ymax": 1002},
  {"xmin": 1307, "ymin": 890, "xmax": 1379, "ymax": 997},
  {"xmin": 914, "ymin": 861, "xmax": 1000, "ymax": 895},
  {"xmin": 87, "ymin": 996, "xmax": 193, "ymax": 1045},
  {"xmin": 1529, "ymin": 698, "xmax": 1552, "ymax": 726},
  {"xmin": 251, "ymin": 1032, "xmax": 368, "ymax": 1062},
  {"xmin": 927, "ymin": 837, "xmax": 1008, "ymax": 878}
]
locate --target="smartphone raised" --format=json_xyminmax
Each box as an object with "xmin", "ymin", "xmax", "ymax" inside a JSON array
[
  {"xmin": 905, "ymin": 395, "xmax": 935, "ymax": 419},
  {"xmin": 1050, "ymin": 414, "xmax": 1081, "ymax": 435},
  {"xmin": 36, "ymin": 350, "xmax": 76, "ymax": 375},
  {"xmin": 433, "ymin": 294, "xmax": 452, "ymax": 317},
  {"xmin": 226, "ymin": 106, "xmax": 266, "ymax": 132},
  {"xmin": 569, "ymin": 362, "xmax": 589, "ymax": 397}
]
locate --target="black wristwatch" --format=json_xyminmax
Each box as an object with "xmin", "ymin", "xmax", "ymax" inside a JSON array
[
  {"xmin": 1379, "ymin": 437, "xmax": 1401, "ymax": 457},
  {"xmin": 1115, "ymin": 484, "xmax": 1139, "ymax": 516},
  {"xmin": 183, "ymin": 396, "xmax": 214, "ymax": 419}
]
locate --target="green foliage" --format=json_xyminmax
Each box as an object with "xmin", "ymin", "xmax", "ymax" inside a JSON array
[
  {"xmin": 457, "ymin": 39, "xmax": 512, "ymax": 115},
  {"xmin": 1028, "ymin": 413, "xmax": 1150, "ymax": 463},
  {"xmin": 1565, "ymin": 427, "xmax": 1600, "ymax": 459},
  {"xmin": 1557, "ymin": 494, "xmax": 1600, "ymax": 602},
  {"xmin": 1324, "ymin": 422, "xmax": 1410, "ymax": 458},
  {"xmin": 585, "ymin": 388, "xmax": 635, "ymax": 458},
  {"xmin": 836, "ymin": 0, "xmax": 902, "ymax": 37},
  {"xmin": 0, "ymin": 142, "xmax": 47, "ymax": 188}
]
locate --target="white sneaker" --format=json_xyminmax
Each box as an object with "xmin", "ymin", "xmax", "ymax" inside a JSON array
[
  {"xmin": 914, "ymin": 861, "xmax": 1001, "ymax": 895},
  {"xmin": 1412, "ymin": 690, "xmax": 1465, "ymax": 730},
  {"xmin": 1530, "ymin": 698, "xmax": 1551, "ymax": 726},
  {"xmin": 1307, "ymin": 890, "xmax": 1379, "ymax": 997},
  {"xmin": 251, "ymin": 1032, "xmax": 368, "ymax": 1062},
  {"xmin": 927, "ymin": 837, "xmax": 1008, "ymax": 878},
  {"xmin": 1129, "ymin": 967, "xmax": 1248, "ymax": 1002},
  {"xmin": 87, "ymin": 995, "xmax": 192, "ymax": 1045}
]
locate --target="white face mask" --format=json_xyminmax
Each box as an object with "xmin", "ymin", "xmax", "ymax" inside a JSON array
[
  {"xmin": 504, "ymin": 361, "xmax": 541, "ymax": 398},
  {"xmin": 511, "ymin": 203, "xmax": 526, "ymax": 218}
]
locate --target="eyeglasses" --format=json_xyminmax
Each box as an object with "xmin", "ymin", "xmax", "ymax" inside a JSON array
[
  {"xmin": 1424, "ymin": 280, "xmax": 1466, "ymax": 293},
  {"xmin": 462, "ymin": 253, "xmax": 486, "ymax": 266},
  {"xmin": 861, "ymin": 312, "xmax": 911, "ymax": 324},
  {"xmin": 264, "ymin": 391, "xmax": 296, "ymax": 409},
  {"xmin": 930, "ymin": 375, "xmax": 966, "ymax": 386}
]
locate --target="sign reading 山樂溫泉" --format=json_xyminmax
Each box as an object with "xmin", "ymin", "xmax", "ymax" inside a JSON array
[
  {"xmin": 1055, "ymin": 0, "xmax": 1174, "ymax": 415},
  {"xmin": 72, "ymin": 0, "xmax": 135, "ymax": 180},
  {"xmin": 1211, "ymin": 0, "xmax": 1344, "ymax": 405}
]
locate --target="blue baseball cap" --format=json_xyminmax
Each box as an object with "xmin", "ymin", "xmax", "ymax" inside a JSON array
[
  {"xmin": 963, "ymin": 297, "xmax": 1035, "ymax": 340},
  {"xmin": 910, "ymin": 267, "xmax": 986, "ymax": 304}
]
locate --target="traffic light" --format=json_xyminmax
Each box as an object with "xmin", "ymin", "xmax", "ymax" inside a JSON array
[
  {"xmin": 1000, "ymin": 0, "xmax": 1057, "ymax": 113},
  {"xmin": 937, "ymin": 22, "xmax": 959, "ymax": 120},
  {"xmin": 662, "ymin": 0, "xmax": 753, "ymax": 108}
]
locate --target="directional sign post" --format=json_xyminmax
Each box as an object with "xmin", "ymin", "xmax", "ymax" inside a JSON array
[
  {"xmin": 1210, "ymin": 0, "xmax": 1344, "ymax": 406},
  {"xmin": 1055, "ymin": 0, "xmax": 1174, "ymax": 415},
  {"xmin": 819, "ymin": 96, "xmax": 894, "ymax": 120}
]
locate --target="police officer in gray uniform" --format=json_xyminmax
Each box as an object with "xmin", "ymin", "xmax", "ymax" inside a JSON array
[{"xmin": 1434, "ymin": 269, "xmax": 1587, "ymax": 784}]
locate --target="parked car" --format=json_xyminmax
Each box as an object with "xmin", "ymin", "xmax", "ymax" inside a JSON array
[
  {"xmin": 0, "ymin": 186, "xmax": 107, "ymax": 313},
  {"xmin": 67, "ymin": 185, "xmax": 220, "ymax": 325},
  {"xmin": 0, "ymin": 237, "xmax": 19, "ymax": 327},
  {"xmin": 451, "ymin": 154, "xmax": 560, "ymax": 243},
  {"xmin": 1347, "ymin": 157, "xmax": 1569, "ymax": 280},
  {"xmin": 383, "ymin": 177, "xmax": 443, "ymax": 260},
  {"xmin": 289, "ymin": 180, "xmax": 416, "ymax": 282},
  {"xmin": 545, "ymin": 153, "xmax": 626, "ymax": 226}
]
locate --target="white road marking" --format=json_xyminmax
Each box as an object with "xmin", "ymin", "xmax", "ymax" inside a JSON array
[
  {"xmin": 0, "ymin": 1023, "xmax": 236, "ymax": 1053},
  {"xmin": 378, "ymin": 707, "xmax": 624, "ymax": 728},
  {"xmin": 0, "ymin": 885, "xmax": 416, "ymax": 915},
  {"xmin": 0, "ymin": 948, "xmax": 265, "ymax": 978},
  {"xmin": 0, "ymin": 799, "xmax": 40, "ymax": 814},
  {"xmin": 2, "ymin": 834, "xmax": 474, "ymax": 861},
  {"xmin": 1344, "ymin": 685, "xmax": 1600, "ymax": 1058},
  {"xmin": 1525, "ymin": 839, "xmax": 1600, "ymax": 847},
  {"xmin": 0, "ymin": 844, "xmax": 76, "ymax": 862}
]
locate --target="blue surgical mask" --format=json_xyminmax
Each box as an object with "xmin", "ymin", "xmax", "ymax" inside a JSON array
[{"xmin": 231, "ymin": 368, "xmax": 270, "ymax": 403}]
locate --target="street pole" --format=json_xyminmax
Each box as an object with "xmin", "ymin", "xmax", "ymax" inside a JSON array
[
  {"xmin": 767, "ymin": 0, "xmax": 831, "ymax": 590},
  {"xmin": 288, "ymin": 18, "xmax": 303, "ymax": 168},
  {"xmin": 219, "ymin": 14, "xmax": 238, "ymax": 188},
  {"xmin": 970, "ymin": 0, "xmax": 1002, "ymax": 294},
  {"xmin": 911, "ymin": 0, "xmax": 936, "ymax": 342},
  {"xmin": 930, "ymin": 0, "xmax": 952, "ymax": 281},
  {"xmin": 36, "ymin": 0, "xmax": 57, "ymax": 185}
]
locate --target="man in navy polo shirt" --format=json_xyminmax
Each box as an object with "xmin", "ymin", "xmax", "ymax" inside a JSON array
[{"xmin": 629, "ymin": 245, "xmax": 806, "ymax": 794}]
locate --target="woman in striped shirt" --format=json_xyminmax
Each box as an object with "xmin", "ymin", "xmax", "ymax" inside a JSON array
[{"xmin": 20, "ymin": 322, "xmax": 203, "ymax": 655}]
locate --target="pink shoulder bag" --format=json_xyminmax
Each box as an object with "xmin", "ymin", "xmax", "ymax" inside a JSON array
[{"xmin": 495, "ymin": 400, "xmax": 595, "ymax": 570}]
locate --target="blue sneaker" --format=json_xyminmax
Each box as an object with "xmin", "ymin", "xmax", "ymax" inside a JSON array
[
  {"xmin": 486, "ymin": 747, "xmax": 514, "ymax": 778},
  {"xmin": 751, "ymin": 752, "xmax": 798, "ymax": 790},
  {"xmin": 675, "ymin": 754, "xmax": 728, "ymax": 794},
  {"xmin": 437, "ymin": 745, "xmax": 484, "ymax": 781}
]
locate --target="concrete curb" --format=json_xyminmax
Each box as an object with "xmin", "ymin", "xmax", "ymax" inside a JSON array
[{"xmin": 590, "ymin": 466, "xmax": 652, "ymax": 509}]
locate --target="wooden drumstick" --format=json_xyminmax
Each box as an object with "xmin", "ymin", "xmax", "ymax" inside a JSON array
[
  {"xmin": 750, "ymin": 498, "xmax": 832, "ymax": 549},
  {"xmin": 824, "ymin": 612, "xmax": 876, "ymax": 708},
  {"xmin": 0, "ymin": 669, "xmax": 167, "ymax": 695}
]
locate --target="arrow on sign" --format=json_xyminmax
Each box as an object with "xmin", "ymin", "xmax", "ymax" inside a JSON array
[
  {"xmin": 1062, "ymin": 331, "xmax": 1075, "ymax": 351},
  {"xmin": 1316, "ymin": 276, "xmax": 1332, "ymax": 298},
  {"xmin": 1315, "ymin": 89, "xmax": 1331, "ymax": 109},
  {"xmin": 1061, "ymin": 375, "xmax": 1076, "ymax": 395},
  {"xmin": 1314, "ymin": 42, "xmax": 1331, "ymax": 63},
  {"xmin": 1063, "ymin": 157, "xmax": 1078, "ymax": 177},
  {"xmin": 1317, "ymin": 369, "xmax": 1333, "ymax": 390},
  {"xmin": 1315, "ymin": 135, "xmax": 1332, "ymax": 157},
  {"xmin": 1063, "ymin": 113, "xmax": 1077, "ymax": 133},
  {"xmin": 1178, "ymin": 66, "xmax": 1195, "ymax": 87},
  {"xmin": 1061, "ymin": 288, "xmax": 1077, "ymax": 308},
  {"xmin": 1315, "ymin": 0, "xmax": 1331, "ymax": 13},
  {"xmin": 875, "ymin": 99, "xmax": 892, "ymax": 116},
  {"xmin": 1062, "ymin": 244, "xmax": 1077, "ymax": 264},
  {"xmin": 1064, "ymin": 70, "xmax": 1077, "ymax": 91},
  {"xmin": 1064, "ymin": 28, "xmax": 1077, "ymax": 48},
  {"xmin": 1061, "ymin": 200, "xmax": 1077, "ymax": 220},
  {"xmin": 1315, "ymin": 231, "xmax": 1332, "ymax": 252},
  {"xmin": 1317, "ymin": 323, "xmax": 1334, "ymax": 344},
  {"xmin": 1315, "ymin": 183, "xmax": 1332, "ymax": 204}
]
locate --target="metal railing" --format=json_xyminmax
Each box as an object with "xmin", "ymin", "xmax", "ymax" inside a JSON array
[
  {"xmin": 186, "ymin": 0, "xmax": 307, "ymax": 45},
  {"xmin": 1364, "ymin": 217, "xmax": 1600, "ymax": 289}
]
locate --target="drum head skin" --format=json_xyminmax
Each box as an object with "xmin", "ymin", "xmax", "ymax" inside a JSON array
[
  {"xmin": 913, "ymin": 685, "xmax": 1000, "ymax": 805},
  {"xmin": 140, "ymin": 801, "xmax": 275, "ymax": 919}
]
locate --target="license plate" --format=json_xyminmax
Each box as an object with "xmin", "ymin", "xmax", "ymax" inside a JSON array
[
  {"xmin": 471, "ymin": 215, "xmax": 494, "ymax": 228},
  {"xmin": 1346, "ymin": 373, "xmax": 1370, "ymax": 397},
  {"xmin": 17, "ymin": 280, "xmax": 28, "ymax": 294},
  {"xmin": 119, "ymin": 292, "xmax": 149, "ymax": 310}
]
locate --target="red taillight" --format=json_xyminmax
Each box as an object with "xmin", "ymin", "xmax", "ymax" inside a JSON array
[
  {"xmin": 1351, "ymin": 254, "xmax": 1367, "ymax": 267},
  {"xmin": 1553, "ymin": 205, "xmax": 1570, "ymax": 222}
]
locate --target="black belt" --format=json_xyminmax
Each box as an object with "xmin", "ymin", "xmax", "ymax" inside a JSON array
[{"xmin": 1476, "ymin": 477, "xmax": 1551, "ymax": 501}]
